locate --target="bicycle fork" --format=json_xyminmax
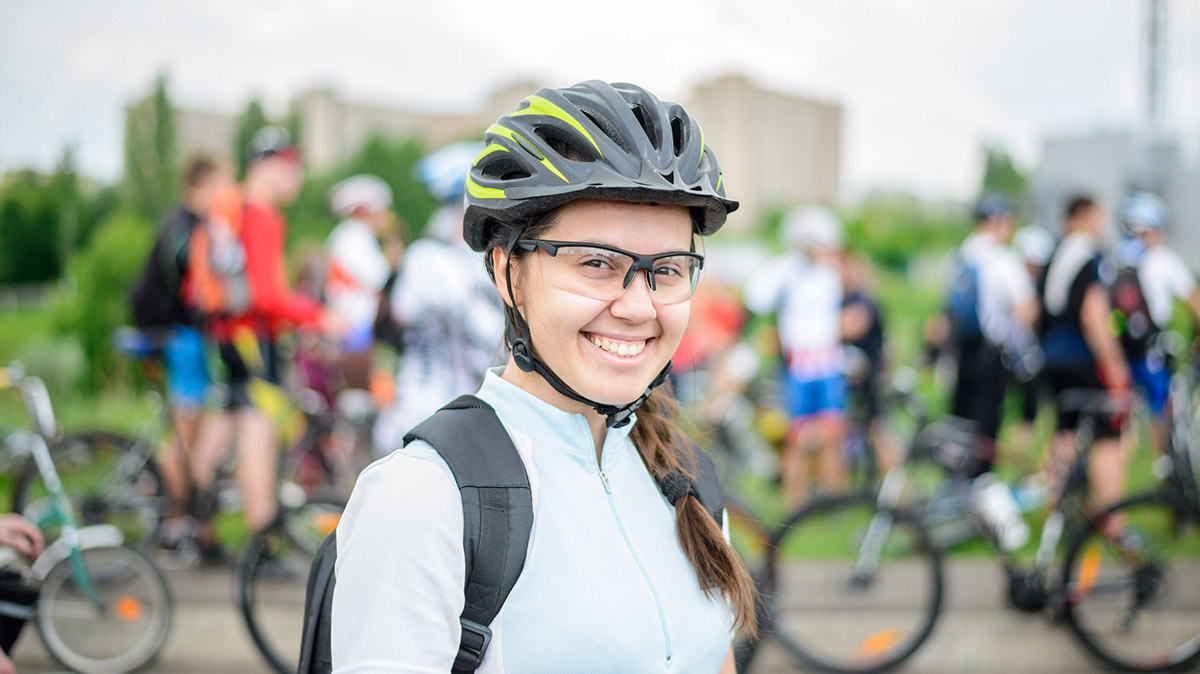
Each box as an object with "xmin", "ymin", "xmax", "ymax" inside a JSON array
[{"xmin": 852, "ymin": 470, "xmax": 908, "ymax": 587}]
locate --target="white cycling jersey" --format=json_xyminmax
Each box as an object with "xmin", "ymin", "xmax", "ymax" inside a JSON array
[
  {"xmin": 371, "ymin": 213, "xmax": 504, "ymax": 455},
  {"xmin": 325, "ymin": 217, "xmax": 391, "ymax": 330},
  {"xmin": 946, "ymin": 230, "xmax": 1035, "ymax": 346},
  {"xmin": 333, "ymin": 369, "xmax": 734, "ymax": 673},
  {"xmin": 1138, "ymin": 245, "xmax": 1196, "ymax": 328},
  {"xmin": 743, "ymin": 251, "xmax": 843, "ymax": 379}
]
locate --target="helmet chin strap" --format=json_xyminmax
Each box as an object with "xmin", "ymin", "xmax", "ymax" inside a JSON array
[{"xmin": 503, "ymin": 231, "xmax": 671, "ymax": 429}]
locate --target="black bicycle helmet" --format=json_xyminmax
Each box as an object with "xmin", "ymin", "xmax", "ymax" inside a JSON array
[{"xmin": 463, "ymin": 80, "xmax": 737, "ymax": 251}]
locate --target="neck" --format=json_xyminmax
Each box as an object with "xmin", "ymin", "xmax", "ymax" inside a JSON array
[
  {"xmin": 243, "ymin": 175, "xmax": 274, "ymax": 206},
  {"xmin": 500, "ymin": 357, "xmax": 608, "ymax": 462}
]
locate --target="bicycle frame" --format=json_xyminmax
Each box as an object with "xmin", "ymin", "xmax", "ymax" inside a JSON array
[{"xmin": 1, "ymin": 365, "xmax": 123, "ymax": 609}]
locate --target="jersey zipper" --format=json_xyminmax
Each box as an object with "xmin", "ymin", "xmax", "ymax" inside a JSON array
[{"xmin": 598, "ymin": 467, "xmax": 674, "ymax": 665}]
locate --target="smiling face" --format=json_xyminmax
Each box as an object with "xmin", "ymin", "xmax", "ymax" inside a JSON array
[{"xmin": 497, "ymin": 199, "xmax": 695, "ymax": 410}]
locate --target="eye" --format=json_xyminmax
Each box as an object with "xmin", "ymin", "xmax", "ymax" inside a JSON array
[{"xmin": 653, "ymin": 257, "xmax": 690, "ymax": 279}]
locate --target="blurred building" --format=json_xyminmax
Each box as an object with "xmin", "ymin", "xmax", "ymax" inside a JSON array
[
  {"xmin": 125, "ymin": 75, "xmax": 842, "ymax": 230},
  {"xmin": 1031, "ymin": 129, "xmax": 1200, "ymax": 268},
  {"xmin": 687, "ymin": 74, "xmax": 843, "ymax": 228}
]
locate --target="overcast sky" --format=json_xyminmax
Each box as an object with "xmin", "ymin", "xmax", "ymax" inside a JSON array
[{"xmin": 1, "ymin": 0, "xmax": 1198, "ymax": 201}]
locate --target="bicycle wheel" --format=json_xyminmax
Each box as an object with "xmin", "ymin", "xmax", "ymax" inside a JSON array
[
  {"xmin": 766, "ymin": 492, "xmax": 943, "ymax": 674},
  {"xmin": 726, "ymin": 498, "xmax": 774, "ymax": 674},
  {"xmin": 237, "ymin": 498, "xmax": 344, "ymax": 674},
  {"xmin": 1062, "ymin": 493, "xmax": 1200, "ymax": 672},
  {"xmin": 14, "ymin": 431, "xmax": 166, "ymax": 551},
  {"xmin": 36, "ymin": 545, "xmax": 172, "ymax": 674}
]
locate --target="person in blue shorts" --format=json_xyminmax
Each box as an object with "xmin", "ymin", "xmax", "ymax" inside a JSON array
[{"xmin": 744, "ymin": 205, "xmax": 848, "ymax": 508}]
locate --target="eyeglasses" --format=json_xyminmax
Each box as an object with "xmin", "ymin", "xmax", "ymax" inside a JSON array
[{"xmin": 515, "ymin": 239, "xmax": 704, "ymax": 305}]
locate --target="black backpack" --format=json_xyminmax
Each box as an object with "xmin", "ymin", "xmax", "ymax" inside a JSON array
[
  {"xmin": 1110, "ymin": 260, "xmax": 1156, "ymax": 359},
  {"xmin": 129, "ymin": 206, "xmax": 197, "ymax": 328},
  {"xmin": 296, "ymin": 394, "xmax": 724, "ymax": 674}
]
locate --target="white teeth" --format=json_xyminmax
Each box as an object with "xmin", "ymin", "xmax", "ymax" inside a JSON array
[{"xmin": 590, "ymin": 335, "xmax": 645, "ymax": 357}]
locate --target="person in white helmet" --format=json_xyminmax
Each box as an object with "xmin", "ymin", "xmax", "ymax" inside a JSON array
[
  {"xmin": 324, "ymin": 174, "xmax": 399, "ymax": 388},
  {"xmin": 744, "ymin": 205, "xmax": 847, "ymax": 508},
  {"xmin": 370, "ymin": 143, "xmax": 505, "ymax": 456},
  {"xmin": 1110, "ymin": 192, "xmax": 1200, "ymax": 453}
]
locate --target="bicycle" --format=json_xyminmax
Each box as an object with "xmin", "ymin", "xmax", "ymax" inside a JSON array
[
  {"xmin": 8, "ymin": 343, "xmax": 166, "ymax": 552},
  {"xmin": 235, "ymin": 493, "xmax": 343, "ymax": 674},
  {"xmin": 0, "ymin": 363, "xmax": 172, "ymax": 674},
  {"xmin": 767, "ymin": 377, "xmax": 1200, "ymax": 674},
  {"xmin": 107, "ymin": 327, "xmax": 354, "ymax": 674},
  {"xmin": 1059, "ymin": 353, "xmax": 1200, "ymax": 672}
]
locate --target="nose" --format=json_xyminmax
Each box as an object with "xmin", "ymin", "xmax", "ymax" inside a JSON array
[{"xmin": 609, "ymin": 269, "xmax": 658, "ymax": 322}]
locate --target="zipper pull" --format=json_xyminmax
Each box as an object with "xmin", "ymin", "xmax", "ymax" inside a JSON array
[{"xmin": 600, "ymin": 470, "xmax": 612, "ymax": 494}]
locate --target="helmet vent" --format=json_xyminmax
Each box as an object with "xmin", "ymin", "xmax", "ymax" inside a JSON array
[
  {"xmin": 630, "ymin": 104, "xmax": 659, "ymax": 151},
  {"xmin": 534, "ymin": 125, "xmax": 596, "ymax": 162},
  {"xmin": 480, "ymin": 155, "xmax": 532, "ymax": 181},
  {"xmin": 579, "ymin": 107, "xmax": 630, "ymax": 154},
  {"xmin": 670, "ymin": 117, "xmax": 686, "ymax": 157}
]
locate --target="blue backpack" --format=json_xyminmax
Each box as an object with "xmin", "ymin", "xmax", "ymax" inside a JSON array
[{"xmin": 947, "ymin": 253, "xmax": 983, "ymax": 344}]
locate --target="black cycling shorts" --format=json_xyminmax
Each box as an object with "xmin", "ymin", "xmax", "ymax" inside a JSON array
[
  {"xmin": 1043, "ymin": 365, "xmax": 1121, "ymax": 440},
  {"xmin": 950, "ymin": 340, "xmax": 1007, "ymax": 441},
  {"xmin": 217, "ymin": 339, "xmax": 279, "ymax": 410}
]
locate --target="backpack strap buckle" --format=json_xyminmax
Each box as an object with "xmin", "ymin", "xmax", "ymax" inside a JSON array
[{"xmin": 453, "ymin": 617, "xmax": 493, "ymax": 672}]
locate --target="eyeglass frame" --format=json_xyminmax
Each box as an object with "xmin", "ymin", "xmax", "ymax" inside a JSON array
[{"xmin": 513, "ymin": 238, "xmax": 705, "ymax": 302}]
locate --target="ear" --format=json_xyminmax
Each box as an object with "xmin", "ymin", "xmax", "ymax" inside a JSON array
[{"xmin": 491, "ymin": 247, "xmax": 520, "ymax": 309}]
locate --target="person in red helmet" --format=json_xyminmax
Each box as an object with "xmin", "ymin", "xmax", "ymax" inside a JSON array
[{"xmin": 188, "ymin": 127, "xmax": 344, "ymax": 555}]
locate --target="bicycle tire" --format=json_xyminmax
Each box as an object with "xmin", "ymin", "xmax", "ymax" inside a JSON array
[
  {"xmin": 1062, "ymin": 492, "xmax": 1200, "ymax": 673},
  {"xmin": 36, "ymin": 545, "xmax": 172, "ymax": 674},
  {"xmin": 13, "ymin": 431, "xmax": 166, "ymax": 551},
  {"xmin": 765, "ymin": 492, "xmax": 943, "ymax": 674},
  {"xmin": 237, "ymin": 498, "xmax": 344, "ymax": 674}
]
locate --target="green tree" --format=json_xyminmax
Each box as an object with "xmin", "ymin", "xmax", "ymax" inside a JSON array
[
  {"xmin": 980, "ymin": 145, "xmax": 1026, "ymax": 202},
  {"xmin": 234, "ymin": 98, "xmax": 269, "ymax": 180},
  {"xmin": 0, "ymin": 172, "xmax": 61, "ymax": 283},
  {"xmin": 123, "ymin": 72, "xmax": 178, "ymax": 223},
  {"xmin": 53, "ymin": 209, "xmax": 153, "ymax": 390},
  {"xmin": 286, "ymin": 133, "xmax": 435, "ymax": 247}
]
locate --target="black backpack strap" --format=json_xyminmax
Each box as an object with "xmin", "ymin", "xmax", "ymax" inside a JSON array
[
  {"xmin": 298, "ymin": 531, "xmax": 339, "ymax": 674},
  {"xmin": 678, "ymin": 440, "xmax": 725, "ymax": 528},
  {"xmin": 404, "ymin": 394, "xmax": 533, "ymax": 674}
]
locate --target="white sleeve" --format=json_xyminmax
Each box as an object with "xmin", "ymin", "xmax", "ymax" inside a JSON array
[
  {"xmin": 994, "ymin": 250, "xmax": 1034, "ymax": 308},
  {"xmin": 1165, "ymin": 252, "xmax": 1197, "ymax": 300},
  {"xmin": 330, "ymin": 226, "xmax": 391, "ymax": 292},
  {"xmin": 742, "ymin": 255, "xmax": 792, "ymax": 315},
  {"xmin": 332, "ymin": 445, "xmax": 465, "ymax": 674}
]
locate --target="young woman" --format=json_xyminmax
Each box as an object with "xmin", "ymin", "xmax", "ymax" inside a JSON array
[{"xmin": 332, "ymin": 80, "xmax": 756, "ymax": 673}]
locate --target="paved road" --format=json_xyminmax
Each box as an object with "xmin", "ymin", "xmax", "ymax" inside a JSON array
[{"xmin": 10, "ymin": 559, "xmax": 1191, "ymax": 673}]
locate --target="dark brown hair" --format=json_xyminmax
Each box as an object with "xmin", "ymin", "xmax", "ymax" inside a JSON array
[
  {"xmin": 484, "ymin": 205, "xmax": 758, "ymax": 638},
  {"xmin": 182, "ymin": 154, "xmax": 218, "ymax": 190}
]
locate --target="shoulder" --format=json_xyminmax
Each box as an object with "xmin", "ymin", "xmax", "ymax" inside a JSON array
[{"xmin": 338, "ymin": 443, "xmax": 462, "ymax": 549}]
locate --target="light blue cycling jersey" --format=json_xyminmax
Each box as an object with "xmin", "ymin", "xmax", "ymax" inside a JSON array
[{"xmin": 332, "ymin": 369, "xmax": 734, "ymax": 673}]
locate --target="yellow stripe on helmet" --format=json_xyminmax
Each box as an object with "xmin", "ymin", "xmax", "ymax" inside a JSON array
[
  {"xmin": 487, "ymin": 124, "xmax": 569, "ymax": 183},
  {"xmin": 511, "ymin": 95, "xmax": 604, "ymax": 159},
  {"xmin": 472, "ymin": 144, "xmax": 510, "ymax": 165},
  {"xmin": 466, "ymin": 176, "xmax": 507, "ymax": 200}
]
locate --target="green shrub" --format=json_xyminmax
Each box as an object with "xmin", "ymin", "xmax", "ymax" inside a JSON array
[{"xmin": 53, "ymin": 209, "xmax": 153, "ymax": 391}]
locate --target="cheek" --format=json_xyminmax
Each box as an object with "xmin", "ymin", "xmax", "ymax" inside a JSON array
[{"xmin": 658, "ymin": 303, "xmax": 690, "ymax": 349}]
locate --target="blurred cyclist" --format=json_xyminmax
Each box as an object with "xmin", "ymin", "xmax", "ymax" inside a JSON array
[
  {"xmin": 744, "ymin": 205, "xmax": 847, "ymax": 508},
  {"xmin": 1010, "ymin": 225, "xmax": 1057, "ymax": 466},
  {"xmin": 1038, "ymin": 195, "xmax": 1131, "ymax": 514},
  {"xmin": 128, "ymin": 155, "xmax": 230, "ymax": 532},
  {"xmin": 324, "ymin": 174, "xmax": 397, "ymax": 390},
  {"xmin": 189, "ymin": 127, "xmax": 344, "ymax": 549},
  {"xmin": 1110, "ymin": 192, "xmax": 1200, "ymax": 452},
  {"xmin": 930, "ymin": 194, "xmax": 1037, "ymax": 474},
  {"xmin": 840, "ymin": 250, "xmax": 901, "ymax": 476},
  {"xmin": 371, "ymin": 142, "xmax": 504, "ymax": 455}
]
